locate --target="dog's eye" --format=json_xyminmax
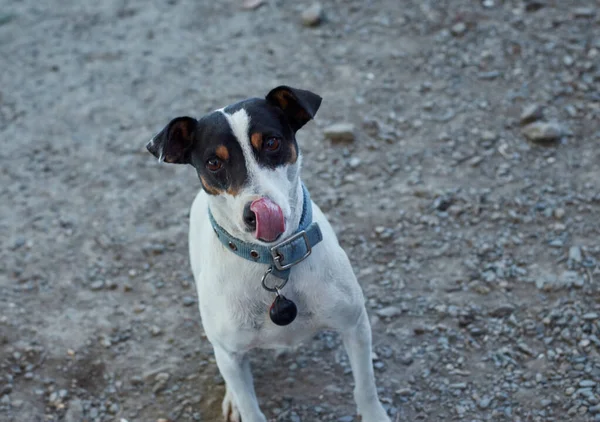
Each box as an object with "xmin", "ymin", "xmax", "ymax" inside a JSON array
[
  {"xmin": 206, "ymin": 158, "xmax": 223, "ymax": 172},
  {"xmin": 264, "ymin": 136, "xmax": 281, "ymax": 152}
]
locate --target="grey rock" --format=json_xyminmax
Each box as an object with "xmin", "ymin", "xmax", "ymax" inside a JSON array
[
  {"xmin": 479, "ymin": 396, "xmax": 492, "ymax": 409},
  {"xmin": 580, "ymin": 380, "xmax": 597, "ymax": 388},
  {"xmin": 522, "ymin": 122, "xmax": 564, "ymax": 144},
  {"xmin": 90, "ymin": 280, "xmax": 105, "ymax": 291},
  {"xmin": 375, "ymin": 306, "xmax": 402, "ymax": 318},
  {"xmin": 573, "ymin": 7, "xmax": 595, "ymax": 18},
  {"xmin": 182, "ymin": 296, "xmax": 196, "ymax": 307},
  {"xmin": 583, "ymin": 313, "xmax": 599, "ymax": 321},
  {"xmin": 324, "ymin": 123, "xmax": 355, "ymax": 143},
  {"xmin": 301, "ymin": 3, "xmax": 323, "ymax": 27},
  {"xmin": 65, "ymin": 399, "xmax": 85, "ymax": 422},
  {"xmin": 520, "ymin": 104, "xmax": 544, "ymax": 125},
  {"xmin": 348, "ymin": 157, "xmax": 361, "ymax": 168},
  {"xmin": 569, "ymin": 246, "xmax": 583, "ymax": 264},
  {"xmin": 490, "ymin": 304, "xmax": 516, "ymax": 318},
  {"xmin": 451, "ymin": 22, "xmax": 467, "ymax": 36},
  {"xmin": 524, "ymin": 0, "xmax": 546, "ymax": 12}
]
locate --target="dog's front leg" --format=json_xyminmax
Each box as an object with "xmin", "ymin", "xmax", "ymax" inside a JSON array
[
  {"xmin": 343, "ymin": 309, "xmax": 391, "ymax": 422},
  {"xmin": 214, "ymin": 346, "xmax": 267, "ymax": 422}
]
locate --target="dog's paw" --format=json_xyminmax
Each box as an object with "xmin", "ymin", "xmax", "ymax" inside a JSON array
[
  {"xmin": 358, "ymin": 404, "xmax": 391, "ymax": 422},
  {"xmin": 222, "ymin": 388, "xmax": 241, "ymax": 422}
]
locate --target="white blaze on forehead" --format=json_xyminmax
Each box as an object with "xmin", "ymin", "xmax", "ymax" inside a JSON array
[
  {"xmin": 221, "ymin": 109, "xmax": 255, "ymax": 172},
  {"xmin": 220, "ymin": 108, "xmax": 293, "ymax": 219}
]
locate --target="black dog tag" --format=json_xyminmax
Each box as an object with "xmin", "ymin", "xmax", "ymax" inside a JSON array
[{"xmin": 269, "ymin": 294, "xmax": 297, "ymax": 326}]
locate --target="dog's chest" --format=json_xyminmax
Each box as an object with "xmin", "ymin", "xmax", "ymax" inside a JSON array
[{"xmin": 201, "ymin": 286, "xmax": 319, "ymax": 351}]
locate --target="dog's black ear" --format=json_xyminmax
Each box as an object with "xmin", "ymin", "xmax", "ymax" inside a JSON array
[
  {"xmin": 266, "ymin": 86, "xmax": 322, "ymax": 132},
  {"xmin": 146, "ymin": 117, "xmax": 198, "ymax": 164}
]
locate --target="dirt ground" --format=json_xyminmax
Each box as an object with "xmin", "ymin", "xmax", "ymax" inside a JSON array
[{"xmin": 1, "ymin": 0, "xmax": 600, "ymax": 421}]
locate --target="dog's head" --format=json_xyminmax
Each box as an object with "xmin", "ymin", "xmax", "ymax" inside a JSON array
[{"xmin": 147, "ymin": 86, "xmax": 322, "ymax": 244}]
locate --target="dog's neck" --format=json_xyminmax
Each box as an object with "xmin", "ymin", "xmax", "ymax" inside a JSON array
[{"xmin": 207, "ymin": 177, "xmax": 304, "ymax": 245}]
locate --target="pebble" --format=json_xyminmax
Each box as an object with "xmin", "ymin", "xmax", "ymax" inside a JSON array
[
  {"xmin": 583, "ymin": 313, "xmax": 598, "ymax": 321},
  {"xmin": 521, "ymin": 122, "xmax": 564, "ymax": 144},
  {"xmin": 348, "ymin": 157, "xmax": 361, "ymax": 168},
  {"xmin": 64, "ymin": 399, "xmax": 85, "ymax": 422},
  {"xmin": 324, "ymin": 123, "xmax": 355, "ymax": 143},
  {"xmin": 301, "ymin": 3, "xmax": 323, "ymax": 27},
  {"xmin": 519, "ymin": 104, "xmax": 544, "ymax": 125},
  {"xmin": 479, "ymin": 396, "xmax": 492, "ymax": 409},
  {"xmin": 580, "ymin": 380, "xmax": 597, "ymax": 388},
  {"xmin": 182, "ymin": 296, "xmax": 196, "ymax": 307},
  {"xmin": 150, "ymin": 325, "xmax": 162, "ymax": 336},
  {"xmin": 375, "ymin": 306, "xmax": 402, "ymax": 318},
  {"xmin": 569, "ymin": 246, "xmax": 583, "ymax": 264},
  {"xmin": 450, "ymin": 22, "xmax": 467, "ymax": 36},
  {"xmin": 489, "ymin": 304, "xmax": 516, "ymax": 318},
  {"xmin": 90, "ymin": 280, "xmax": 105, "ymax": 291},
  {"xmin": 553, "ymin": 208, "xmax": 565, "ymax": 219},
  {"xmin": 573, "ymin": 7, "xmax": 595, "ymax": 18},
  {"xmin": 396, "ymin": 388, "xmax": 413, "ymax": 397}
]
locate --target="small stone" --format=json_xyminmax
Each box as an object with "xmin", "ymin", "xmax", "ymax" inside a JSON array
[
  {"xmin": 64, "ymin": 400, "xmax": 84, "ymax": 422},
  {"xmin": 338, "ymin": 417, "xmax": 354, "ymax": 422},
  {"xmin": 150, "ymin": 326, "xmax": 162, "ymax": 336},
  {"xmin": 182, "ymin": 296, "xmax": 196, "ymax": 307},
  {"xmin": 583, "ymin": 313, "xmax": 599, "ymax": 321},
  {"xmin": 573, "ymin": 7, "xmax": 595, "ymax": 18},
  {"xmin": 399, "ymin": 353, "xmax": 413, "ymax": 365},
  {"xmin": 376, "ymin": 306, "xmax": 402, "ymax": 318},
  {"xmin": 90, "ymin": 280, "xmax": 105, "ymax": 291},
  {"xmin": 489, "ymin": 304, "xmax": 516, "ymax": 318},
  {"xmin": 155, "ymin": 372, "xmax": 170, "ymax": 382},
  {"xmin": 449, "ymin": 382, "xmax": 467, "ymax": 390},
  {"xmin": 553, "ymin": 208, "xmax": 565, "ymax": 219},
  {"xmin": 450, "ymin": 22, "xmax": 467, "ymax": 36},
  {"xmin": 580, "ymin": 380, "xmax": 597, "ymax": 388},
  {"xmin": 565, "ymin": 387, "xmax": 575, "ymax": 396},
  {"xmin": 569, "ymin": 246, "xmax": 583, "ymax": 264},
  {"xmin": 524, "ymin": 0, "xmax": 546, "ymax": 12},
  {"xmin": 520, "ymin": 104, "xmax": 544, "ymax": 125},
  {"xmin": 130, "ymin": 375, "xmax": 144, "ymax": 386},
  {"xmin": 563, "ymin": 55, "xmax": 574, "ymax": 67},
  {"xmin": 482, "ymin": 0, "xmax": 494, "ymax": 8},
  {"xmin": 301, "ymin": 3, "xmax": 323, "ymax": 27},
  {"xmin": 241, "ymin": 0, "xmax": 265, "ymax": 10},
  {"xmin": 348, "ymin": 157, "xmax": 361, "ymax": 168},
  {"xmin": 479, "ymin": 396, "xmax": 492, "ymax": 409},
  {"xmin": 108, "ymin": 403, "xmax": 120, "ymax": 414},
  {"xmin": 324, "ymin": 123, "xmax": 355, "ymax": 143},
  {"xmin": 396, "ymin": 388, "xmax": 413, "ymax": 397},
  {"xmin": 522, "ymin": 122, "xmax": 564, "ymax": 144}
]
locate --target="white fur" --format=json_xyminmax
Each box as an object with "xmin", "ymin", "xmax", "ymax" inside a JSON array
[{"xmin": 188, "ymin": 109, "xmax": 391, "ymax": 422}]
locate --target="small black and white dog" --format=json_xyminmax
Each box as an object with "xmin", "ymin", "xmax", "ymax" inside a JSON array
[{"xmin": 147, "ymin": 86, "xmax": 390, "ymax": 422}]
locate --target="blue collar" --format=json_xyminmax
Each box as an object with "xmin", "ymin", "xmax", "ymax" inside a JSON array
[{"xmin": 208, "ymin": 184, "xmax": 323, "ymax": 285}]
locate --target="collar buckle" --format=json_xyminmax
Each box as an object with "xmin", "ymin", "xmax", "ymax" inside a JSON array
[{"xmin": 270, "ymin": 230, "xmax": 311, "ymax": 271}]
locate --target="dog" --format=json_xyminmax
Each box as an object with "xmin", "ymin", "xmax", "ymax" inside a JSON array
[{"xmin": 146, "ymin": 86, "xmax": 391, "ymax": 422}]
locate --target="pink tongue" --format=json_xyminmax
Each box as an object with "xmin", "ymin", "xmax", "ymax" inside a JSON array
[{"xmin": 250, "ymin": 198, "xmax": 285, "ymax": 242}]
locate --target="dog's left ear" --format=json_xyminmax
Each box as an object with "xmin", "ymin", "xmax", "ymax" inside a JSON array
[
  {"xmin": 266, "ymin": 86, "xmax": 322, "ymax": 132},
  {"xmin": 146, "ymin": 116, "xmax": 198, "ymax": 164}
]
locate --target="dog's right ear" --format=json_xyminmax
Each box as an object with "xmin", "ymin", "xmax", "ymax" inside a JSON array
[{"xmin": 146, "ymin": 117, "xmax": 198, "ymax": 164}]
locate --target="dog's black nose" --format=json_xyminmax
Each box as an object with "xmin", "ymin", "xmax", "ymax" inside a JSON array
[{"xmin": 243, "ymin": 202, "xmax": 256, "ymax": 230}]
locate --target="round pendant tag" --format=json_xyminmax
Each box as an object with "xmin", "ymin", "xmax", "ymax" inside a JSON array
[{"xmin": 269, "ymin": 294, "xmax": 297, "ymax": 326}]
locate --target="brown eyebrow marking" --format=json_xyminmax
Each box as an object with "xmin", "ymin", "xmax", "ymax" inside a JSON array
[
  {"xmin": 251, "ymin": 133, "xmax": 263, "ymax": 151},
  {"xmin": 215, "ymin": 145, "xmax": 230, "ymax": 161},
  {"xmin": 200, "ymin": 176, "xmax": 222, "ymax": 196},
  {"xmin": 288, "ymin": 143, "xmax": 298, "ymax": 164}
]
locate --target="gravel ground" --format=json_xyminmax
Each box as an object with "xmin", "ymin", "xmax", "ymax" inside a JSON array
[{"xmin": 1, "ymin": 0, "xmax": 600, "ymax": 421}]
